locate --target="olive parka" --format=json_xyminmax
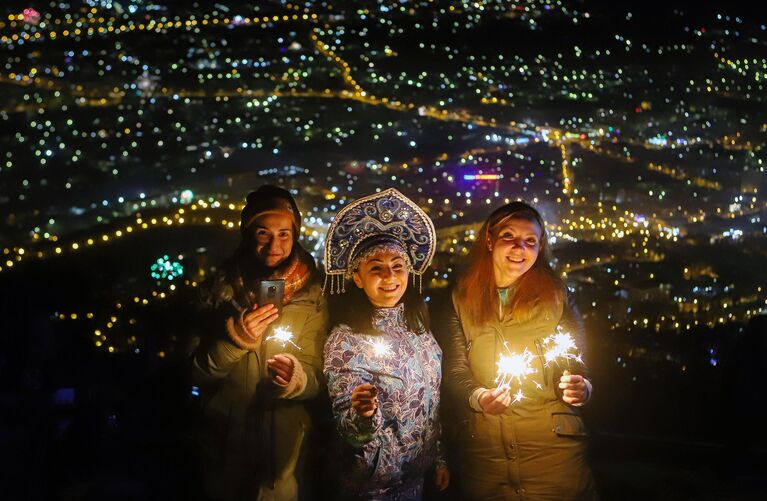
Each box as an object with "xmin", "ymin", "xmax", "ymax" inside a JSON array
[
  {"xmin": 440, "ymin": 289, "xmax": 596, "ymax": 501},
  {"xmin": 191, "ymin": 274, "xmax": 328, "ymax": 501}
]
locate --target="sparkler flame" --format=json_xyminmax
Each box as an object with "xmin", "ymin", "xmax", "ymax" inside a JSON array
[
  {"xmin": 495, "ymin": 343, "xmax": 537, "ymax": 391},
  {"xmin": 367, "ymin": 339, "xmax": 392, "ymax": 359},
  {"xmin": 542, "ymin": 330, "xmax": 580, "ymax": 366},
  {"xmin": 266, "ymin": 327, "xmax": 301, "ymax": 350}
]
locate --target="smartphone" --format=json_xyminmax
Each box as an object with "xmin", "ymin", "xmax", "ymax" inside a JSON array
[{"xmin": 258, "ymin": 279, "xmax": 285, "ymax": 314}]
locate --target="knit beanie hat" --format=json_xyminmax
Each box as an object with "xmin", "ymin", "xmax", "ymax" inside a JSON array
[{"xmin": 240, "ymin": 185, "xmax": 301, "ymax": 239}]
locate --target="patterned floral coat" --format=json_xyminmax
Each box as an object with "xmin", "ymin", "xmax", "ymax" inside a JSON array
[{"xmin": 324, "ymin": 304, "xmax": 445, "ymax": 500}]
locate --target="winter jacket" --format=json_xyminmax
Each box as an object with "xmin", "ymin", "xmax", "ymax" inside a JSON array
[
  {"xmin": 440, "ymin": 289, "xmax": 596, "ymax": 501},
  {"xmin": 191, "ymin": 275, "xmax": 328, "ymax": 501},
  {"xmin": 324, "ymin": 304, "xmax": 445, "ymax": 500}
]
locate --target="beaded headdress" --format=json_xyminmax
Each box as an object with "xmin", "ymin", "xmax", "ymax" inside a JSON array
[{"xmin": 323, "ymin": 188, "xmax": 436, "ymax": 294}]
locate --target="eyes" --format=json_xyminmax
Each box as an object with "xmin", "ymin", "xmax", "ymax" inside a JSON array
[
  {"xmin": 255, "ymin": 229, "xmax": 292, "ymax": 242},
  {"xmin": 497, "ymin": 232, "xmax": 539, "ymax": 246},
  {"xmin": 369, "ymin": 262, "xmax": 405, "ymax": 273}
]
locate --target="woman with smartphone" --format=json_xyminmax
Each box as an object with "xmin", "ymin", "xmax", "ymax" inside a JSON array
[
  {"xmin": 191, "ymin": 185, "xmax": 328, "ymax": 501},
  {"xmin": 322, "ymin": 188, "xmax": 449, "ymax": 500}
]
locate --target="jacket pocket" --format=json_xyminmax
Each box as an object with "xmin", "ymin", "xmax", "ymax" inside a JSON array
[
  {"xmin": 463, "ymin": 412, "xmax": 503, "ymax": 456},
  {"xmin": 551, "ymin": 412, "xmax": 588, "ymax": 438},
  {"xmin": 350, "ymin": 438, "xmax": 386, "ymax": 485}
]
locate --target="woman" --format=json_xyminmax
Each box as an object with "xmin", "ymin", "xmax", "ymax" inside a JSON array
[
  {"xmin": 322, "ymin": 188, "xmax": 449, "ymax": 500},
  {"xmin": 442, "ymin": 201, "xmax": 595, "ymax": 500},
  {"xmin": 191, "ymin": 185, "xmax": 328, "ymax": 501}
]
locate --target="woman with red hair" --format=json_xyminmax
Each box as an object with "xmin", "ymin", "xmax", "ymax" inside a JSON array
[{"xmin": 441, "ymin": 201, "xmax": 596, "ymax": 500}]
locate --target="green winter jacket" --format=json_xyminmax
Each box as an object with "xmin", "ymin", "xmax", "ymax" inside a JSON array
[
  {"xmin": 441, "ymin": 289, "xmax": 596, "ymax": 501},
  {"xmin": 192, "ymin": 279, "xmax": 328, "ymax": 501}
]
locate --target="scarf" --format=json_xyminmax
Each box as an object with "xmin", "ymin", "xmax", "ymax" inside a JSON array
[
  {"xmin": 230, "ymin": 246, "xmax": 316, "ymax": 309},
  {"xmin": 265, "ymin": 251, "xmax": 314, "ymax": 304}
]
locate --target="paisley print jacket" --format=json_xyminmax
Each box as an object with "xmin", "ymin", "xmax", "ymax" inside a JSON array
[{"xmin": 324, "ymin": 304, "xmax": 445, "ymax": 499}]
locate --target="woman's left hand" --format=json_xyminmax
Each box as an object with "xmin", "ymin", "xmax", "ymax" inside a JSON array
[
  {"xmin": 434, "ymin": 466, "xmax": 450, "ymax": 491},
  {"xmin": 267, "ymin": 354, "xmax": 294, "ymax": 386},
  {"xmin": 559, "ymin": 371, "xmax": 588, "ymax": 405}
]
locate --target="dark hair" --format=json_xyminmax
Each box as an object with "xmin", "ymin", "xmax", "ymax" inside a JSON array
[{"xmin": 330, "ymin": 280, "xmax": 430, "ymax": 335}]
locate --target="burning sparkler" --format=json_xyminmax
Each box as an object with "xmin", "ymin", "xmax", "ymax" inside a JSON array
[
  {"xmin": 366, "ymin": 338, "xmax": 393, "ymax": 359},
  {"xmin": 542, "ymin": 329, "xmax": 582, "ymax": 367},
  {"xmin": 495, "ymin": 343, "xmax": 537, "ymax": 391},
  {"xmin": 266, "ymin": 327, "xmax": 301, "ymax": 350}
]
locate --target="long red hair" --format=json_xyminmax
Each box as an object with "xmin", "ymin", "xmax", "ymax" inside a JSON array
[{"xmin": 455, "ymin": 202, "xmax": 565, "ymax": 326}]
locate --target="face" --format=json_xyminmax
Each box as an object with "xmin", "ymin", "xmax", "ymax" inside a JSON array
[
  {"xmin": 250, "ymin": 213, "xmax": 294, "ymax": 268},
  {"xmin": 490, "ymin": 217, "xmax": 542, "ymax": 288},
  {"xmin": 352, "ymin": 248, "xmax": 409, "ymax": 308}
]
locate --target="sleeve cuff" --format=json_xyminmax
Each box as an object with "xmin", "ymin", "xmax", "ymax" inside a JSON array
[
  {"xmin": 571, "ymin": 378, "xmax": 593, "ymax": 407},
  {"xmin": 355, "ymin": 407, "xmax": 382, "ymax": 440},
  {"xmin": 225, "ymin": 311, "xmax": 262, "ymax": 351},
  {"xmin": 274, "ymin": 353, "xmax": 308, "ymax": 399},
  {"xmin": 469, "ymin": 387, "xmax": 488, "ymax": 413}
]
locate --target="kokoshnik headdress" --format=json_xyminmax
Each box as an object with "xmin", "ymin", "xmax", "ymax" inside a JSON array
[{"xmin": 323, "ymin": 188, "xmax": 436, "ymax": 294}]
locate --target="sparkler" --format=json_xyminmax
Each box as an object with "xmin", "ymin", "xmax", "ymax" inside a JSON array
[
  {"xmin": 365, "ymin": 338, "xmax": 393, "ymax": 359},
  {"xmin": 266, "ymin": 327, "xmax": 301, "ymax": 350},
  {"xmin": 494, "ymin": 343, "xmax": 537, "ymax": 392},
  {"xmin": 542, "ymin": 329, "xmax": 582, "ymax": 367},
  {"xmin": 354, "ymin": 338, "xmax": 395, "ymax": 385}
]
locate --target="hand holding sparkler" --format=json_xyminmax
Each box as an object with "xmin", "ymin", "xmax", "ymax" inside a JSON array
[
  {"xmin": 351, "ymin": 383, "xmax": 378, "ymax": 417},
  {"xmin": 480, "ymin": 343, "xmax": 538, "ymax": 412},
  {"xmin": 478, "ymin": 387, "xmax": 513, "ymax": 415},
  {"xmin": 267, "ymin": 354, "xmax": 295, "ymax": 386},
  {"xmin": 559, "ymin": 370, "xmax": 589, "ymax": 405},
  {"xmin": 264, "ymin": 327, "xmax": 301, "ymax": 386},
  {"xmin": 543, "ymin": 328, "xmax": 589, "ymax": 404}
]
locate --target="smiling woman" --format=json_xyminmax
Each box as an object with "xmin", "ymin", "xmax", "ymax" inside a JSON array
[
  {"xmin": 352, "ymin": 247, "xmax": 409, "ymax": 307},
  {"xmin": 250, "ymin": 212, "xmax": 295, "ymax": 268},
  {"xmin": 322, "ymin": 189, "xmax": 449, "ymax": 500},
  {"xmin": 190, "ymin": 185, "xmax": 328, "ymax": 501},
  {"xmin": 491, "ymin": 217, "xmax": 542, "ymax": 288},
  {"xmin": 441, "ymin": 201, "xmax": 596, "ymax": 500}
]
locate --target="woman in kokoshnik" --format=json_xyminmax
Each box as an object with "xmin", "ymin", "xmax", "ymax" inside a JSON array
[{"xmin": 322, "ymin": 188, "xmax": 450, "ymax": 500}]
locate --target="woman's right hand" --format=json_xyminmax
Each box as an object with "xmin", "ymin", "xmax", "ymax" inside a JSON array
[
  {"xmin": 478, "ymin": 387, "xmax": 512, "ymax": 415},
  {"xmin": 242, "ymin": 303, "xmax": 279, "ymax": 341},
  {"xmin": 351, "ymin": 383, "xmax": 378, "ymax": 417}
]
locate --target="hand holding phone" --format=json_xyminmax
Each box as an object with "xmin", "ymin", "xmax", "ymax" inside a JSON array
[{"xmin": 241, "ymin": 303, "xmax": 279, "ymax": 343}]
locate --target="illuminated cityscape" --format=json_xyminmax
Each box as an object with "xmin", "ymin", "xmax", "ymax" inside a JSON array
[{"xmin": 0, "ymin": 0, "xmax": 765, "ymax": 498}]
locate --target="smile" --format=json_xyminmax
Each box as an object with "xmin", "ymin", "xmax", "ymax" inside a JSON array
[
  {"xmin": 379, "ymin": 284, "xmax": 400, "ymax": 292},
  {"xmin": 506, "ymin": 257, "xmax": 525, "ymax": 263}
]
